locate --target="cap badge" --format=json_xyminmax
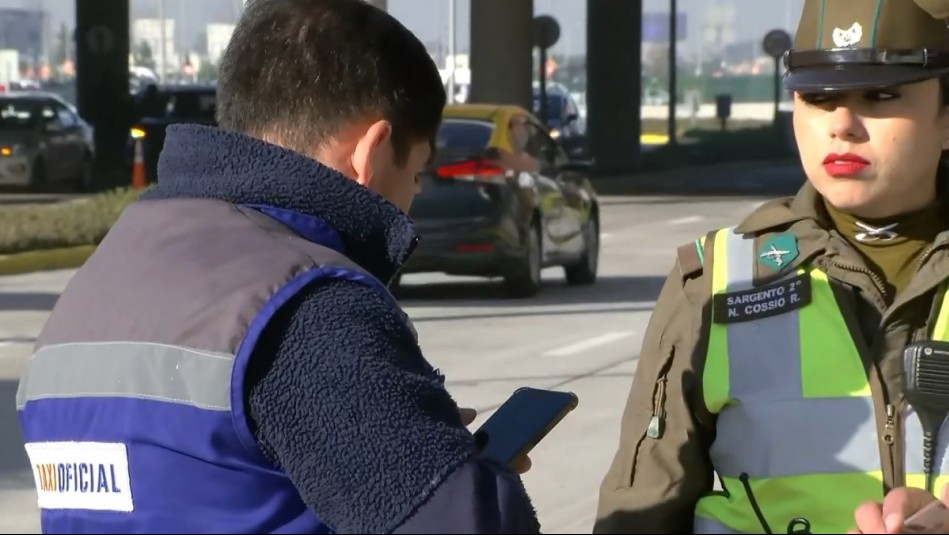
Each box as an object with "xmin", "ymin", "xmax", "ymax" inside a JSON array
[{"xmin": 832, "ymin": 22, "xmax": 863, "ymax": 48}]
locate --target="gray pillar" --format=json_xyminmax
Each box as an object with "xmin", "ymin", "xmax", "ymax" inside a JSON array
[
  {"xmin": 469, "ymin": 0, "xmax": 533, "ymax": 111},
  {"xmin": 76, "ymin": 0, "xmax": 131, "ymax": 189},
  {"xmin": 587, "ymin": 0, "xmax": 642, "ymax": 175},
  {"xmin": 365, "ymin": 0, "xmax": 386, "ymax": 11}
]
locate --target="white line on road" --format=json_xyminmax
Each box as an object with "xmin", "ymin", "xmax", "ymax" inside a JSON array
[
  {"xmin": 669, "ymin": 215, "xmax": 704, "ymax": 225},
  {"xmin": 543, "ymin": 331, "xmax": 633, "ymax": 357},
  {"xmin": 601, "ymin": 232, "xmax": 612, "ymax": 241}
]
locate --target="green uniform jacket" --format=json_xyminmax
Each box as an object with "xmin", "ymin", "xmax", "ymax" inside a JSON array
[{"xmin": 593, "ymin": 181, "xmax": 949, "ymax": 533}]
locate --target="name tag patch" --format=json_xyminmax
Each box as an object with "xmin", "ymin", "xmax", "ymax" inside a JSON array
[
  {"xmin": 24, "ymin": 441, "xmax": 133, "ymax": 512},
  {"xmin": 713, "ymin": 273, "xmax": 812, "ymax": 324}
]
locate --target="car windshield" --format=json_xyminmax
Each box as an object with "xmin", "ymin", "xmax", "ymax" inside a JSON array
[
  {"xmin": 0, "ymin": 99, "xmax": 50, "ymax": 128},
  {"xmin": 532, "ymin": 94, "xmax": 564, "ymax": 122},
  {"xmin": 436, "ymin": 118, "xmax": 494, "ymax": 152}
]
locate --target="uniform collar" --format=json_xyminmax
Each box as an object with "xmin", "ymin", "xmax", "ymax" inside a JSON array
[{"xmin": 140, "ymin": 124, "xmax": 418, "ymax": 284}]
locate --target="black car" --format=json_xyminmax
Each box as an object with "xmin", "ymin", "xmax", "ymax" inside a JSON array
[
  {"xmin": 129, "ymin": 84, "xmax": 217, "ymax": 183},
  {"xmin": 532, "ymin": 87, "xmax": 586, "ymax": 158},
  {"xmin": 397, "ymin": 103, "xmax": 600, "ymax": 298}
]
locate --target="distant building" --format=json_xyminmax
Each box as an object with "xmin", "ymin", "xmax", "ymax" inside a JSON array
[
  {"xmin": 206, "ymin": 23, "xmax": 235, "ymax": 65},
  {"xmin": 0, "ymin": 8, "xmax": 47, "ymax": 68},
  {"xmin": 132, "ymin": 17, "xmax": 179, "ymax": 78}
]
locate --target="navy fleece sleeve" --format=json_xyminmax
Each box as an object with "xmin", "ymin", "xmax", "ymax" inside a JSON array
[{"xmin": 244, "ymin": 278, "xmax": 541, "ymax": 534}]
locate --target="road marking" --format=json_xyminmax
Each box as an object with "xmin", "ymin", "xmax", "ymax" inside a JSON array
[
  {"xmin": 669, "ymin": 215, "xmax": 704, "ymax": 225},
  {"xmin": 601, "ymin": 232, "xmax": 612, "ymax": 241},
  {"xmin": 543, "ymin": 331, "xmax": 633, "ymax": 357}
]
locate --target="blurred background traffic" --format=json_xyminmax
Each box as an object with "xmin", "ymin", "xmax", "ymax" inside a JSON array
[
  {"xmin": 0, "ymin": 1, "xmax": 814, "ymax": 533},
  {"xmin": 0, "ymin": 0, "xmax": 807, "ymax": 194}
]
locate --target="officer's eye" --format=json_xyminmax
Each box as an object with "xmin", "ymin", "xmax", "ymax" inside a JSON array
[
  {"xmin": 864, "ymin": 90, "xmax": 899, "ymax": 102},
  {"xmin": 798, "ymin": 92, "xmax": 834, "ymax": 105}
]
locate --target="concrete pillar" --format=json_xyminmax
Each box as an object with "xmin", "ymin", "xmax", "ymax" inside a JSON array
[
  {"xmin": 586, "ymin": 0, "xmax": 642, "ymax": 175},
  {"xmin": 76, "ymin": 0, "xmax": 131, "ymax": 189},
  {"xmin": 469, "ymin": 0, "xmax": 533, "ymax": 111}
]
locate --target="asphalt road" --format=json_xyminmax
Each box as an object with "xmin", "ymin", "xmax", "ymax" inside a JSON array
[{"xmin": 0, "ymin": 194, "xmax": 774, "ymax": 534}]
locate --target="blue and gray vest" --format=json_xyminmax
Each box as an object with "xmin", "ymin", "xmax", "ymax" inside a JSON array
[{"xmin": 16, "ymin": 197, "xmax": 410, "ymax": 533}]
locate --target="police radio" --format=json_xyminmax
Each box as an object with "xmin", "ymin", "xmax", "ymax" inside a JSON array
[{"xmin": 903, "ymin": 341, "xmax": 949, "ymax": 493}]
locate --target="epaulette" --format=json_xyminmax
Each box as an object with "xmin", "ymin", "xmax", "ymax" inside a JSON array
[{"xmin": 676, "ymin": 235, "xmax": 707, "ymax": 279}]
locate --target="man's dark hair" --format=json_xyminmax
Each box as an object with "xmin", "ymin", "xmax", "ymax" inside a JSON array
[{"xmin": 216, "ymin": 0, "xmax": 446, "ymax": 166}]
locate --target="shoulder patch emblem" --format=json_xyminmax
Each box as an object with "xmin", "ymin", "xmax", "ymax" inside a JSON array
[{"xmin": 758, "ymin": 233, "xmax": 799, "ymax": 272}]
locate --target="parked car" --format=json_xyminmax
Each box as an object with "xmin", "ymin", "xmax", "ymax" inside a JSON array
[
  {"xmin": 0, "ymin": 91, "xmax": 95, "ymax": 191},
  {"xmin": 129, "ymin": 84, "xmax": 217, "ymax": 183},
  {"xmin": 397, "ymin": 103, "xmax": 600, "ymax": 298}
]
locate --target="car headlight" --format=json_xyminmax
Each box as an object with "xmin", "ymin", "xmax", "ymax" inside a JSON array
[
  {"xmin": 1, "ymin": 144, "xmax": 25, "ymax": 156},
  {"xmin": 130, "ymin": 127, "xmax": 146, "ymax": 139},
  {"xmin": 549, "ymin": 129, "xmax": 561, "ymax": 139}
]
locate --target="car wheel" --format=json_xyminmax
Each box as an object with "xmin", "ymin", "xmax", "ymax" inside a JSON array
[
  {"xmin": 503, "ymin": 221, "xmax": 542, "ymax": 298},
  {"xmin": 564, "ymin": 215, "xmax": 599, "ymax": 285}
]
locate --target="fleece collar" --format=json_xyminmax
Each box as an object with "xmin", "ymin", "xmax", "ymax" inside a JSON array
[{"xmin": 140, "ymin": 124, "xmax": 418, "ymax": 283}]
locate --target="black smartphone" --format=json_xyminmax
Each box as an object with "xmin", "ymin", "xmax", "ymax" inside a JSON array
[{"xmin": 473, "ymin": 387, "xmax": 579, "ymax": 470}]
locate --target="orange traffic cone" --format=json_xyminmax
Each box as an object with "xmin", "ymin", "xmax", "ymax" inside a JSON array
[{"xmin": 131, "ymin": 137, "xmax": 147, "ymax": 189}]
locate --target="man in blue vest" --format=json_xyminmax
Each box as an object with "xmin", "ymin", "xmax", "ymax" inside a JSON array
[{"xmin": 15, "ymin": 0, "xmax": 541, "ymax": 533}]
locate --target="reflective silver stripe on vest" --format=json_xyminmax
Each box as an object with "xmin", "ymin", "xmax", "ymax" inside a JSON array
[
  {"xmin": 709, "ymin": 228, "xmax": 881, "ymax": 479},
  {"xmin": 694, "ymin": 515, "xmax": 744, "ymax": 534},
  {"xmin": 16, "ymin": 341, "xmax": 234, "ymax": 411}
]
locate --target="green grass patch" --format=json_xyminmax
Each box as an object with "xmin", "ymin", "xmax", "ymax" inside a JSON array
[{"xmin": 0, "ymin": 187, "xmax": 145, "ymax": 255}]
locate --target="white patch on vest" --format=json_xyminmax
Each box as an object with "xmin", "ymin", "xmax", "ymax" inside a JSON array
[
  {"xmin": 832, "ymin": 22, "xmax": 863, "ymax": 48},
  {"xmin": 24, "ymin": 441, "xmax": 134, "ymax": 512}
]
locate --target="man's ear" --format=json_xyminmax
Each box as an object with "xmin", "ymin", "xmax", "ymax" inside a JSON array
[{"xmin": 351, "ymin": 119, "xmax": 393, "ymax": 187}]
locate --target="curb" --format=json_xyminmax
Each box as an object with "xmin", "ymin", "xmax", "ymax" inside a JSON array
[{"xmin": 0, "ymin": 245, "xmax": 96, "ymax": 276}]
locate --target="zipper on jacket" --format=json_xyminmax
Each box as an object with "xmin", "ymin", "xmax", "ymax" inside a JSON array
[
  {"xmin": 831, "ymin": 258, "xmax": 890, "ymax": 305},
  {"xmin": 883, "ymin": 403, "xmax": 899, "ymax": 490}
]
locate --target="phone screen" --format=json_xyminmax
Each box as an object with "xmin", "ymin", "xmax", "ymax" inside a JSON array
[{"xmin": 473, "ymin": 387, "xmax": 578, "ymax": 469}]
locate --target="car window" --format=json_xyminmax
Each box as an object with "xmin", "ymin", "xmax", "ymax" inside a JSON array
[
  {"xmin": 55, "ymin": 103, "xmax": 77, "ymax": 128},
  {"xmin": 532, "ymin": 93, "xmax": 565, "ymax": 123},
  {"xmin": 0, "ymin": 99, "xmax": 51, "ymax": 128},
  {"xmin": 436, "ymin": 119, "xmax": 493, "ymax": 152}
]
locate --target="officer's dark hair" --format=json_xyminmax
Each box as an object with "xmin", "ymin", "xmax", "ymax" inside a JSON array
[{"xmin": 215, "ymin": 0, "xmax": 446, "ymax": 167}]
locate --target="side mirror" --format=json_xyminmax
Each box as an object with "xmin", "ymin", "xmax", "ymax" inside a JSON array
[{"xmin": 566, "ymin": 113, "xmax": 579, "ymax": 123}]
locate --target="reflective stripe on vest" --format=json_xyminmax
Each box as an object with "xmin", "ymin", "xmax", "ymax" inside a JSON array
[
  {"xmin": 694, "ymin": 226, "xmax": 949, "ymax": 534},
  {"xmin": 17, "ymin": 342, "xmax": 233, "ymax": 412}
]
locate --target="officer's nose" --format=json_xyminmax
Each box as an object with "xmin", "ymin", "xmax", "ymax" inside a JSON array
[{"xmin": 829, "ymin": 105, "xmax": 868, "ymax": 143}]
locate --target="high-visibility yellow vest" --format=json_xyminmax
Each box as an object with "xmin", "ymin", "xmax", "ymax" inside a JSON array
[{"xmin": 693, "ymin": 227, "xmax": 949, "ymax": 534}]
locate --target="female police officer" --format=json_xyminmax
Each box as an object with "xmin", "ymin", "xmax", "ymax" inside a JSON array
[{"xmin": 593, "ymin": 0, "xmax": 949, "ymax": 533}]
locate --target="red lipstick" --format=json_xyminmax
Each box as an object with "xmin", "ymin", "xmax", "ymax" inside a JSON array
[{"xmin": 823, "ymin": 153, "xmax": 870, "ymax": 177}]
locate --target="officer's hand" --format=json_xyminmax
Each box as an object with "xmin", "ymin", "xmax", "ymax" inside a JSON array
[
  {"xmin": 850, "ymin": 486, "xmax": 947, "ymax": 533},
  {"xmin": 459, "ymin": 407, "xmax": 532, "ymax": 475}
]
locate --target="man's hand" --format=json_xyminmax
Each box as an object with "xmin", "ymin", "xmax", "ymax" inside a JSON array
[
  {"xmin": 850, "ymin": 486, "xmax": 949, "ymax": 533},
  {"xmin": 459, "ymin": 407, "xmax": 532, "ymax": 475}
]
